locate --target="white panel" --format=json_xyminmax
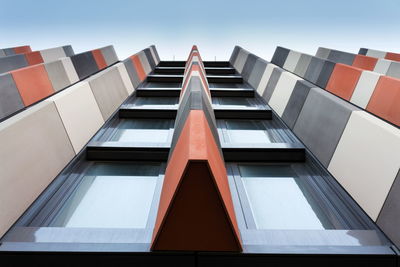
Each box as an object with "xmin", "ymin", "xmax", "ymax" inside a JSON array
[
  {"xmin": 328, "ymin": 111, "xmax": 400, "ymax": 220},
  {"xmin": 234, "ymin": 49, "xmax": 249, "ymax": 73},
  {"xmin": 256, "ymin": 63, "xmax": 278, "ymax": 95},
  {"xmin": 116, "ymin": 63, "xmax": 135, "ymax": 94},
  {"xmin": 268, "ymin": 72, "xmax": 301, "ymax": 116},
  {"xmin": 350, "ymin": 71, "xmax": 381, "ymax": 108},
  {"xmin": 366, "ymin": 49, "xmax": 387, "ymax": 59},
  {"xmin": 39, "ymin": 47, "xmax": 67, "ymax": 62},
  {"xmin": 315, "ymin": 47, "xmax": 331, "ymax": 59},
  {"xmin": 138, "ymin": 51, "xmax": 152, "ymax": 75},
  {"xmin": 374, "ymin": 59, "xmax": 391, "ymax": 75},
  {"xmin": 283, "ymin": 50, "xmax": 301, "ymax": 72}
]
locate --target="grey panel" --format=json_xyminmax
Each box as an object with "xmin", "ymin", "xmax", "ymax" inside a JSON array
[
  {"xmin": 271, "ymin": 47, "xmax": 289, "ymax": 68},
  {"xmin": 70, "ymin": 52, "xmax": 99, "ymax": 80},
  {"xmin": 293, "ymin": 54, "xmax": 312, "ymax": 77},
  {"xmin": 316, "ymin": 60, "xmax": 336, "ymax": 88},
  {"xmin": 0, "ymin": 49, "xmax": 5, "ymax": 57},
  {"xmin": 377, "ymin": 170, "xmax": 400, "ymax": 247},
  {"xmin": 315, "ymin": 47, "xmax": 330, "ymax": 59},
  {"xmin": 0, "ymin": 73, "xmax": 24, "ymax": 120},
  {"xmin": 281, "ymin": 80, "xmax": 315, "ymax": 129},
  {"xmin": 3, "ymin": 48, "xmax": 15, "ymax": 56},
  {"xmin": 304, "ymin": 57, "xmax": 325, "ymax": 84},
  {"xmin": 358, "ymin": 48, "xmax": 368, "ymax": 55},
  {"xmin": 229, "ymin": 46, "xmax": 240, "ymax": 65},
  {"xmin": 248, "ymin": 58, "xmax": 268, "ymax": 89},
  {"xmin": 44, "ymin": 60, "xmax": 72, "ymax": 91},
  {"xmin": 101, "ymin": 46, "xmax": 118, "ymax": 66},
  {"xmin": 241, "ymin": 54, "xmax": 257, "ymax": 81},
  {"xmin": 261, "ymin": 67, "xmax": 283, "ymax": 103},
  {"xmin": 144, "ymin": 48, "xmax": 156, "ymax": 70},
  {"xmin": 0, "ymin": 54, "xmax": 28, "ymax": 74},
  {"xmin": 123, "ymin": 58, "xmax": 140, "ymax": 88},
  {"xmin": 293, "ymin": 88, "xmax": 359, "ymax": 167},
  {"xmin": 62, "ymin": 45, "xmax": 75, "ymax": 57},
  {"xmin": 327, "ymin": 50, "xmax": 355, "ymax": 65},
  {"xmin": 386, "ymin": 62, "xmax": 400, "ymax": 79}
]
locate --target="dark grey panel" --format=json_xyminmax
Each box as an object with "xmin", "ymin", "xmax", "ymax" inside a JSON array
[
  {"xmin": 0, "ymin": 73, "xmax": 24, "ymax": 120},
  {"xmin": 377, "ymin": 170, "xmax": 400, "ymax": 247},
  {"xmin": 70, "ymin": 51, "xmax": 99, "ymax": 80},
  {"xmin": 3, "ymin": 48, "xmax": 15, "ymax": 56},
  {"xmin": 304, "ymin": 57, "xmax": 325, "ymax": 84},
  {"xmin": 0, "ymin": 54, "xmax": 28, "ymax": 73},
  {"xmin": 316, "ymin": 60, "xmax": 336, "ymax": 88},
  {"xmin": 293, "ymin": 54, "xmax": 312, "ymax": 77},
  {"xmin": 271, "ymin": 47, "xmax": 289, "ymax": 68},
  {"xmin": 281, "ymin": 80, "xmax": 315, "ymax": 129},
  {"xmin": 293, "ymin": 88, "xmax": 359, "ymax": 167},
  {"xmin": 123, "ymin": 58, "xmax": 140, "ymax": 88},
  {"xmin": 386, "ymin": 62, "xmax": 400, "ymax": 79},
  {"xmin": 229, "ymin": 46, "xmax": 240, "ymax": 65},
  {"xmin": 241, "ymin": 54, "xmax": 257, "ymax": 81},
  {"xmin": 248, "ymin": 58, "xmax": 268, "ymax": 89},
  {"xmin": 62, "ymin": 45, "xmax": 75, "ymax": 57},
  {"xmin": 144, "ymin": 48, "xmax": 156, "ymax": 70},
  {"xmin": 101, "ymin": 46, "xmax": 118, "ymax": 66},
  {"xmin": 262, "ymin": 67, "xmax": 283, "ymax": 103},
  {"xmin": 327, "ymin": 50, "xmax": 355, "ymax": 65},
  {"xmin": 358, "ymin": 48, "xmax": 368, "ymax": 55}
]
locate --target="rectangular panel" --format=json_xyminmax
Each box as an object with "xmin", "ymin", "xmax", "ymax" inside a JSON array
[
  {"xmin": 39, "ymin": 46, "xmax": 67, "ymax": 62},
  {"xmin": 268, "ymin": 72, "xmax": 301, "ymax": 116},
  {"xmin": 0, "ymin": 73, "xmax": 24, "ymax": 120}
]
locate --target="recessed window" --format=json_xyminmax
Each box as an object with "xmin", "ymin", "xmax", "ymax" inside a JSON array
[
  {"xmin": 238, "ymin": 164, "xmax": 333, "ymax": 230},
  {"xmin": 225, "ymin": 120, "xmax": 271, "ymax": 144},
  {"xmin": 50, "ymin": 163, "xmax": 160, "ymax": 229},
  {"xmin": 110, "ymin": 119, "xmax": 173, "ymax": 143},
  {"xmin": 133, "ymin": 97, "xmax": 178, "ymax": 107},
  {"xmin": 215, "ymin": 97, "xmax": 252, "ymax": 108}
]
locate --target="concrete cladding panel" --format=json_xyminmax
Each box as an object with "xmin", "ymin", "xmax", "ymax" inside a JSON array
[
  {"xmin": 0, "ymin": 54, "xmax": 28, "ymax": 73},
  {"xmin": 261, "ymin": 67, "xmax": 283, "ymax": 103},
  {"xmin": 365, "ymin": 49, "xmax": 387, "ymax": 58},
  {"xmin": 350, "ymin": 71, "xmax": 381, "ymax": 108},
  {"xmin": 293, "ymin": 88, "xmax": 359, "ymax": 167},
  {"xmin": 351, "ymin": 55, "xmax": 378, "ymax": 71},
  {"xmin": 100, "ymin": 45, "xmax": 118, "ymax": 66},
  {"xmin": 271, "ymin": 46, "xmax": 289, "ymax": 68},
  {"xmin": 115, "ymin": 62, "xmax": 134, "ymax": 95},
  {"xmin": 373, "ymin": 59, "xmax": 391, "ymax": 75},
  {"xmin": 303, "ymin": 57, "xmax": 326, "ymax": 85},
  {"xmin": 358, "ymin": 48, "xmax": 368, "ymax": 55},
  {"xmin": 87, "ymin": 66, "xmax": 129, "ymax": 120},
  {"xmin": 62, "ymin": 45, "xmax": 75, "ymax": 57},
  {"xmin": 377, "ymin": 170, "xmax": 400, "ymax": 247},
  {"xmin": 25, "ymin": 51, "xmax": 44, "ymax": 65},
  {"xmin": 241, "ymin": 54, "xmax": 257, "ymax": 81},
  {"xmin": 268, "ymin": 71, "xmax": 301, "ymax": 116},
  {"xmin": 144, "ymin": 48, "xmax": 156, "ymax": 70},
  {"xmin": 328, "ymin": 111, "xmax": 400, "ymax": 220},
  {"xmin": 0, "ymin": 73, "xmax": 24, "ymax": 120},
  {"xmin": 327, "ymin": 50, "xmax": 355, "ymax": 65},
  {"xmin": 138, "ymin": 51, "xmax": 152, "ymax": 75},
  {"xmin": 39, "ymin": 46, "xmax": 68, "ymax": 62},
  {"xmin": 283, "ymin": 50, "xmax": 301, "ymax": 72},
  {"xmin": 256, "ymin": 63, "xmax": 278, "ymax": 96},
  {"xmin": 46, "ymin": 82, "xmax": 104, "ymax": 153},
  {"xmin": 293, "ymin": 54, "xmax": 312, "ymax": 77},
  {"xmin": 229, "ymin": 46, "xmax": 240, "ymax": 65},
  {"xmin": 386, "ymin": 61, "xmax": 400, "ymax": 79},
  {"xmin": 0, "ymin": 49, "xmax": 5, "ymax": 57},
  {"xmin": 326, "ymin": 63, "xmax": 362, "ymax": 100},
  {"xmin": 248, "ymin": 58, "xmax": 267, "ymax": 89},
  {"xmin": 70, "ymin": 51, "xmax": 99, "ymax": 80},
  {"xmin": 281, "ymin": 80, "xmax": 315, "ymax": 129},
  {"xmin": 315, "ymin": 47, "xmax": 331, "ymax": 59},
  {"xmin": 44, "ymin": 58, "xmax": 79, "ymax": 91},
  {"xmin": 366, "ymin": 76, "xmax": 400, "ymax": 126},
  {"xmin": 150, "ymin": 45, "xmax": 161, "ymax": 65},
  {"xmin": 233, "ymin": 49, "xmax": 249, "ymax": 74},
  {"xmin": 123, "ymin": 58, "xmax": 141, "ymax": 88},
  {"xmin": 0, "ymin": 101, "xmax": 75, "ymax": 237}
]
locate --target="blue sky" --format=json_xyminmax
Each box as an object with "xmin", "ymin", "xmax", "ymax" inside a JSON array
[{"xmin": 0, "ymin": 0, "xmax": 399, "ymax": 61}]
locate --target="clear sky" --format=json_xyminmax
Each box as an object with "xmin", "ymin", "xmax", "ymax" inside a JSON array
[{"xmin": 0, "ymin": 0, "xmax": 399, "ymax": 61}]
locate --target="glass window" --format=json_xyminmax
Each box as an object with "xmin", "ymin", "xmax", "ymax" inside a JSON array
[
  {"xmin": 110, "ymin": 119, "xmax": 172, "ymax": 143},
  {"xmin": 216, "ymin": 97, "xmax": 252, "ymax": 108},
  {"xmin": 238, "ymin": 164, "xmax": 333, "ymax": 230},
  {"xmin": 133, "ymin": 97, "xmax": 178, "ymax": 107},
  {"xmin": 225, "ymin": 120, "xmax": 271, "ymax": 144},
  {"xmin": 50, "ymin": 163, "xmax": 160, "ymax": 229}
]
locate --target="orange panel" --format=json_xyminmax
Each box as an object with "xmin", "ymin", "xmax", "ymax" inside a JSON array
[
  {"xmin": 367, "ymin": 76, "xmax": 400, "ymax": 126},
  {"xmin": 352, "ymin": 54, "xmax": 378, "ymax": 71},
  {"xmin": 130, "ymin": 55, "xmax": 146, "ymax": 82},
  {"xmin": 326, "ymin": 63, "xmax": 362, "ymax": 100},
  {"xmin": 385, "ymin": 52, "xmax": 400, "ymax": 62},
  {"xmin": 11, "ymin": 65, "xmax": 54, "ymax": 106},
  {"xmin": 151, "ymin": 110, "xmax": 242, "ymax": 252},
  {"xmin": 25, "ymin": 51, "xmax": 44, "ymax": 65},
  {"xmin": 91, "ymin": 49, "xmax": 107, "ymax": 70},
  {"xmin": 13, "ymin": 45, "xmax": 32, "ymax": 54}
]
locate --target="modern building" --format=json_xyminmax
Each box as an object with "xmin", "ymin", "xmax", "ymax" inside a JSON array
[{"xmin": 0, "ymin": 44, "xmax": 399, "ymax": 266}]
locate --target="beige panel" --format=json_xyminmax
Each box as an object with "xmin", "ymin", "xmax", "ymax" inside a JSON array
[
  {"xmin": 39, "ymin": 47, "xmax": 67, "ymax": 62},
  {"xmin": 61, "ymin": 57, "xmax": 79, "ymax": 84},
  {"xmin": 256, "ymin": 63, "xmax": 278, "ymax": 96},
  {"xmin": 115, "ymin": 62, "xmax": 135, "ymax": 95},
  {"xmin": 268, "ymin": 72, "xmax": 301, "ymax": 116},
  {"xmin": 46, "ymin": 82, "xmax": 104, "ymax": 153},
  {"xmin": 328, "ymin": 111, "xmax": 400, "ymax": 220},
  {"xmin": 87, "ymin": 66, "xmax": 129, "ymax": 120},
  {"xmin": 0, "ymin": 101, "xmax": 75, "ymax": 237}
]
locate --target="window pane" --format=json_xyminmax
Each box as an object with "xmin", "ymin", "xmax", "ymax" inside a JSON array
[
  {"xmin": 51, "ymin": 163, "xmax": 160, "ymax": 228},
  {"xmin": 110, "ymin": 119, "xmax": 172, "ymax": 143},
  {"xmin": 226, "ymin": 120, "xmax": 271, "ymax": 144},
  {"xmin": 134, "ymin": 97, "xmax": 178, "ymax": 106},
  {"xmin": 217, "ymin": 97, "xmax": 252, "ymax": 107},
  {"xmin": 239, "ymin": 164, "xmax": 332, "ymax": 230}
]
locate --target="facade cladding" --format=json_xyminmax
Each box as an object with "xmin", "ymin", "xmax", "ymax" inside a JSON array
[{"xmin": 0, "ymin": 44, "xmax": 399, "ymax": 266}]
